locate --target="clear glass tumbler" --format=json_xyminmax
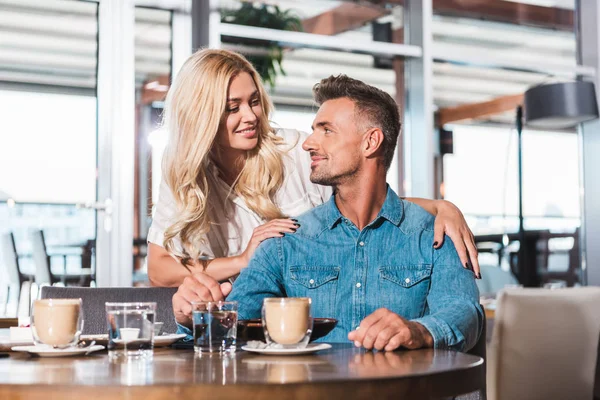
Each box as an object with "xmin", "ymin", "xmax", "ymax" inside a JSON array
[
  {"xmin": 192, "ymin": 301, "xmax": 238, "ymax": 354},
  {"xmin": 106, "ymin": 302, "xmax": 156, "ymax": 361}
]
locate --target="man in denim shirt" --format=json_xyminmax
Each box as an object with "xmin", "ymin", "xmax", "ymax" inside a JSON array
[{"xmin": 173, "ymin": 75, "xmax": 482, "ymax": 351}]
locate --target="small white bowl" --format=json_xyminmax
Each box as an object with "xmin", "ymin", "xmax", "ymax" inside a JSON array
[{"xmin": 119, "ymin": 328, "xmax": 140, "ymax": 342}]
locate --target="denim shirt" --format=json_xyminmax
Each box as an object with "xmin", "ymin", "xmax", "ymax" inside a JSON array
[{"xmin": 179, "ymin": 186, "xmax": 483, "ymax": 351}]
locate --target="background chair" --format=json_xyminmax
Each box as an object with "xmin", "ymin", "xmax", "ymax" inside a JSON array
[
  {"xmin": 0, "ymin": 232, "xmax": 34, "ymax": 315},
  {"xmin": 40, "ymin": 286, "xmax": 178, "ymax": 334},
  {"xmin": 30, "ymin": 230, "xmax": 94, "ymax": 287},
  {"xmin": 488, "ymin": 287, "xmax": 600, "ymax": 400}
]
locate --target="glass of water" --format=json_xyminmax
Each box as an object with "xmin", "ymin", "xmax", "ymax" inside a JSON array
[
  {"xmin": 106, "ymin": 302, "xmax": 156, "ymax": 361},
  {"xmin": 192, "ymin": 301, "xmax": 238, "ymax": 354}
]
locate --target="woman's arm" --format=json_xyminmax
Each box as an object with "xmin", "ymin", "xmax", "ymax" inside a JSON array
[
  {"xmin": 148, "ymin": 243, "xmax": 245, "ymax": 287},
  {"xmin": 404, "ymin": 197, "xmax": 438, "ymax": 216},
  {"xmin": 148, "ymin": 218, "xmax": 299, "ymax": 287},
  {"xmin": 404, "ymin": 197, "xmax": 480, "ymax": 279}
]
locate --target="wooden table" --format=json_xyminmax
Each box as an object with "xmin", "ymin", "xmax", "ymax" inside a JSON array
[{"xmin": 0, "ymin": 344, "xmax": 484, "ymax": 399}]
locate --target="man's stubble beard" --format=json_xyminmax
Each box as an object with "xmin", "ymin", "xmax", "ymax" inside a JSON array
[{"xmin": 309, "ymin": 162, "xmax": 361, "ymax": 187}]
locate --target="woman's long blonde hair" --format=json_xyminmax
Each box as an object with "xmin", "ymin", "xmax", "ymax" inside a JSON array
[{"xmin": 161, "ymin": 49, "xmax": 286, "ymax": 266}]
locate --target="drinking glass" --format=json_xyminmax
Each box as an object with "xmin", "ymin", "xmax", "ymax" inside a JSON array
[
  {"xmin": 192, "ymin": 301, "xmax": 238, "ymax": 354},
  {"xmin": 262, "ymin": 297, "xmax": 312, "ymax": 349},
  {"xmin": 106, "ymin": 302, "xmax": 156, "ymax": 361},
  {"xmin": 31, "ymin": 298, "xmax": 83, "ymax": 348}
]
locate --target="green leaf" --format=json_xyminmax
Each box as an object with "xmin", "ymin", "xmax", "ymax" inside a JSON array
[{"xmin": 220, "ymin": 1, "xmax": 303, "ymax": 89}]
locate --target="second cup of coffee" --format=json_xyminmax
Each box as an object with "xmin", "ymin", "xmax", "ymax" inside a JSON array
[
  {"xmin": 31, "ymin": 298, "xmax": 83, "ymax": 348},
  {"xmin": 262, "ymin": 297, "xmax": 312, "ymax": 349}
]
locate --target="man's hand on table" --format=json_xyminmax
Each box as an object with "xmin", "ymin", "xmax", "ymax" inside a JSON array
[
  {"xmin": 348, "ymin": 308, "xmax": 434, "ymax": 351},
  {"xmin": 172, "ymin": 272, "xmax": 233, "ymax": 328}
]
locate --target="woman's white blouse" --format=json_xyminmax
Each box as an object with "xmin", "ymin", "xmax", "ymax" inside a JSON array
[{"xmin": 147, "ymin": 129, "xmax": 333, "ymax": 259}]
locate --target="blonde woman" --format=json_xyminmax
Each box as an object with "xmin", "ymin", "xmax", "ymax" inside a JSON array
[{"xmin": 147, "ymin": 49, "xmax": 480, "ymax": 287}]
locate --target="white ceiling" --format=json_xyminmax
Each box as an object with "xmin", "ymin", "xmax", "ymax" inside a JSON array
[{"xmin": 0, "ymin": 0, "xmax": 579, "ymax": 125}]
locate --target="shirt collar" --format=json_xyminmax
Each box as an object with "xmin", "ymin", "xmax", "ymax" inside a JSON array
[{"xmin": 325, "ymin": 185, "xmax": 403, "ymax": 229}]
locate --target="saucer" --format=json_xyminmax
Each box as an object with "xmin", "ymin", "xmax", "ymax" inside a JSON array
[
  {"xmin": 80, "ymin": 334, "xmax": 187, "ymax": 347},
  {"xmin": 154, "ymin": 333, "xmax": 187, "ymax": 347},
  {"xmin": 11, "ymin": 345, "xmax": 105, "ymax": 357},
  {"xmin": 241, "ymin": 343, "xmax": 331, "ymax": 355},
  {"xmin": 0, "ymin": 338, "xmax": 34, "ymax": 352},
  {"xmin": 80, "ymin": 334, "xmax": 110, "ymax": 346}
]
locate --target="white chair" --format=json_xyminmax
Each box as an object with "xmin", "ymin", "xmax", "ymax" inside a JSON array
[
  {"xmin": 0, "ymin": 232, "xmax": 34, "ymax": 315},
  {"xmin": 488, "ymin": 287, "xmax": 600, "ymax": 400}
]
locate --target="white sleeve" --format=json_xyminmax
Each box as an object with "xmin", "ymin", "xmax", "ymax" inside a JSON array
[
  {"xmin": 282, "ymin": 128, "xmax": 333, "ymax": 206},
  {"xmin": 147, "ymin": 178, "xmax": 216, "ymax": 259},
  {"xmin": 315, "ymin": 183, "xmax": 333, "ymax": 204},
  {"xmin": 147, "ymin": 177, "xmax": 180, "ymax": 251}
]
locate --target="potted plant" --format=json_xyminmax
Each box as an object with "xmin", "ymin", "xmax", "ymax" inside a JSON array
[{"xmin": 221, "ymin": 2, "xmax": 303, "ymax": 89}]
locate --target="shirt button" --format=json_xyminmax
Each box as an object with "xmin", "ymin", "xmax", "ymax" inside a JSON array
[
  {"xmin": 405, "ymin": 278, "xmax": 411, "ymax": 284},
  {"xmin": 356, "ymin": 282, "xmax": 361, "ymax": 288},
  {"xmin": 359, "ymin": 241, "xmax": 365, "ymax": 246},
  {"xmin": 309, "ymin": 279, "xmax": 315, "ymax": 284}
]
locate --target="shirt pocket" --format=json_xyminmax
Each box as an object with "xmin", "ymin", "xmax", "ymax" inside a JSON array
[
  {"xmin": 378, "ymin": 265, "xmax": 432, "ymax": 318},
  {"xmin": 289, "ymin": 265, "xmax": 340, "ymax": 318}
]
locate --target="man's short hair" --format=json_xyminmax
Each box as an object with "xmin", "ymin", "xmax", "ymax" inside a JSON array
[{"xmin": 312, "ymin": 75, "xmax": 401, "ymax": 170}]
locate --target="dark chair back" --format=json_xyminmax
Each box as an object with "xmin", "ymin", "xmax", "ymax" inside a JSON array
[
  {"xmin": 40, "ymin": 286, "xmax": 178, "ymax": 334},
  {"xmin": 468, "ymin": 310, "xmax": 487, "ymax": 360}
]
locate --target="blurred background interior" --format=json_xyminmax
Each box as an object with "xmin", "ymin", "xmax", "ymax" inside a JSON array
[{"xmin": 1, "ymin": 0, "xmax": 599, "ymax": 317}]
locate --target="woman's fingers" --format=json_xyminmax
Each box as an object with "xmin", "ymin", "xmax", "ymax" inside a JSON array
[
  {"xmin": 266, "ymin": 218, "xmax": 299, "ymax": 227},
  {"xmin": 453, "ymin": 237, "xmax": 471, "ymax": 271},
  {"xmin": 256, "ymin": 229, "xmax": 285, "ymax": 242},
  {"xmin": 253, "ymin": 219, "xmax": 299, "ymax": 239},
  {"xmin": 244, "ymin": 218, "xmax": 301, "ymax": 261},
  {"xmin": 465, "ymin": 235, "xmax": 481, "ymax": 278},
  {"xmin": 432, "ymin": 218, "xmax": 445, "ymax": 249}
]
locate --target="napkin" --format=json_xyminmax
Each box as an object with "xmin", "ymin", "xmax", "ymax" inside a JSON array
[{"xmin": 244, "ymin": 341, "xmax": 285, "ymax": 349}]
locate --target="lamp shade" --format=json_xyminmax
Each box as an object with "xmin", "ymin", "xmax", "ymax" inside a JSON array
[{"xmin": 524, "ymin": 81, "xmax": 599, "ymax": 129}]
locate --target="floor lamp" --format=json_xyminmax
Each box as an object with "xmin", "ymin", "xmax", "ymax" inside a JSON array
[{"xmin": 515, "ymin": 81, "xmax": 599, "ymax": 286}]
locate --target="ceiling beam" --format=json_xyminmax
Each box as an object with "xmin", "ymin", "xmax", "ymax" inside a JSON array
[
  {"xmin": 140, "ymin": 75, "xmax": 170, "ymax": 105},
  {"xmin": 367, "ymin": 0, "xmax": 573, "ymax": 31},
  {"xmin": 436, "ymin": 93, "xmax": 524, "ymax": 126},
  {"xmin": 432, "ymin": 0, "xmax": 573, "ymax": 31},
  {"xmin": 302, "ymin": 2, "xmax": 389, "ymax": 36}
]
